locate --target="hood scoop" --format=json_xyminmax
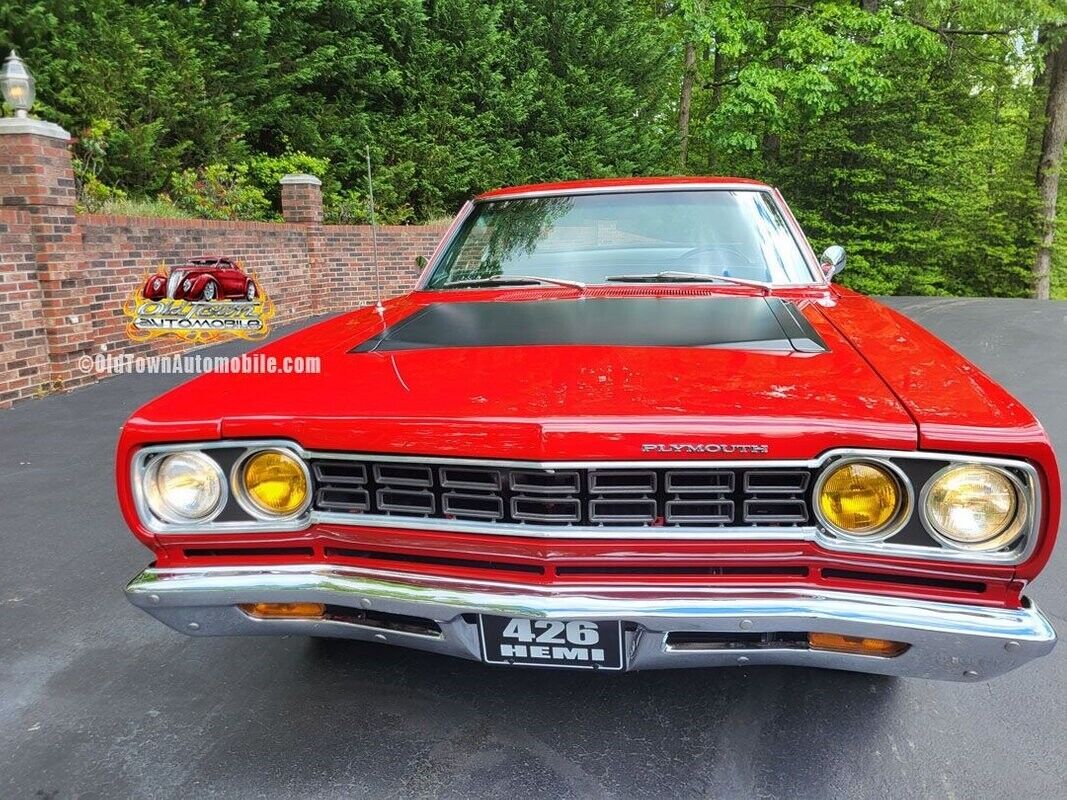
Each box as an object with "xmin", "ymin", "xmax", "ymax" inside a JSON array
[{"xmin": 352, "ymin": 297, "xmax": 827, "ymax": 354}]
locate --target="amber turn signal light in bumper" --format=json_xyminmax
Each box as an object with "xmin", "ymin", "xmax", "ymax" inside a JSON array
[
  {"xmin": 808, "ymin": 632, "xmax": 909, "ymax": 658},
  {"xmin": 239, "ymin": 602, "xmax": 326, "ymax": 619}
]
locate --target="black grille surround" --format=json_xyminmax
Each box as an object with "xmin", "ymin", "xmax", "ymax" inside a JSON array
[{"xmin": 312, "ymin": 460, "xmax": 812, "ymax": 529}]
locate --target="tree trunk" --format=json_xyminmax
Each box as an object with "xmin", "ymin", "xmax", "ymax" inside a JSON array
[
  {"xmin": 762, "ymin": 9, "xmax": 786, "ymax": 167},
  {"xmin": 1034, "ymin": 33, "xmax": 1067, "ymax": 299},
  {"xmin": 711, "ymin": 46, "xmax": 724, "ymax": 109},
  {"xmin": 678, "ymin": 41, "xmax": 697, "ymax": 169},
  {"xmin": 860, "ymin": 0, "xmax": 879, "ymax": 12},
  {"xmin": 1025, "ymin": 28, "xmax": 1055, "ymax": 177}
]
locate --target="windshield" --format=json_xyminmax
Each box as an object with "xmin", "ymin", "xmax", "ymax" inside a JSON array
[{"xmin": 425, "ymin": 190, "xmax": 817, "ymax": 288}]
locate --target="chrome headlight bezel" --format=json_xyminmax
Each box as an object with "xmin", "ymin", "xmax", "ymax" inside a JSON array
[
  {"xmin": 918, "ymin": 463, "xmax": 1030, "ymax": 552},
  {"xmin": 141, "ymin": 450, "xmax": 227, "ymax": 525},
  {"xmin": 131, "ymin": 440, "xmax": 313, "ymax": 534},
  {"xmin": 230, "ymin": 446, "xmax": 313, "ymax": 521},
  {"xmin": 812, "ymin": 456, "xmax": 914, "ymax": 543}
]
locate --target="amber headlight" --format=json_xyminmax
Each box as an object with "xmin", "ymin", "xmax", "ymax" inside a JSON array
[
  {"xmin": 235, "ymin": 449, "xmax": 310, "ymax": 518},
  {"xmin": 143, "ymin": 451, "xmax": 224, "ymax": 524},
  {"xmin": 921, "ymin": 465, "xmax": 1026, "ymax": 551},
  {"xmin": 815, "ymin": 459, "xmax": 909, "ymax": 540}
]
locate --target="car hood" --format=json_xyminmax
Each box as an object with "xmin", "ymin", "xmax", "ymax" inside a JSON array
[{"xmin": 126, "ymin": 292, "xmax": 918, "ymax": 460}]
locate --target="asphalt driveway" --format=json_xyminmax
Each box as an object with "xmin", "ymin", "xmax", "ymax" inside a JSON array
[{"xmin": 1, "ymin": 297, "xmax": 1064, "ymax": 799}]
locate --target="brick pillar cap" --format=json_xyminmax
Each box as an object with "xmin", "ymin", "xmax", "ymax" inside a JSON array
[
  {"xmin": 280, "ymin": 173, "xmax": 322, "ymax": 186},
  {"xmin": 0, "ymin": 117, "xmax": 71, "ymax": 141}
]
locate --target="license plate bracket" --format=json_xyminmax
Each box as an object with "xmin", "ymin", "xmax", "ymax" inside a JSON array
[{"xmin": 478, "ymin": 615, "xmax": 625, "ymax": 670}]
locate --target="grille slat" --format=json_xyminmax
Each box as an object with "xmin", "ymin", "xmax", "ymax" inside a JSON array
[
  {"xmin": 312, "ymin": 461, "xmax": 812, "ymax": 529},
  {"xmin": 510, "ymin": 470, "xmax": 580, "ymax": 494},
  {"xmin": 665, "ymin": 470, "xmax": 734, "ymax": 494},
  {"xmin": 442, "ymin": 492, "xmax": 505, "ymax": 521},
  {"xmin": 589, "ymin": 497, "xmax": 658, "ymax": 524},
  {"xmin": 512, "ymin": 496, "xmax": 582, "ymax": 523},
  {"xmin": 742, "ymin": 498, "xmax": 808, "ymax": 524},
  {"xmin": 589, "ymin": 470, "xmax": 657, "ymax": 494},
  {"xmin": 440, "ymin": 467, "xmax": 502, "ymax": 490},
  {"xmin": 665, "ymin": 498, "xmax": 734, "ymax": 524},
  {"xmin": 376, "ymin": 488, "xmax": 435, "ymax": 515}
]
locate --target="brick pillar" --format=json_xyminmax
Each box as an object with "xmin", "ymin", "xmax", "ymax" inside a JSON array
[
  {"xmin": 0, "ymin": 117, "xmax": 95, "ymax": 390},
  {"xmin": 280, "ymin": 173, "xmax": 325, "ymax": 313},
  {"xmin": 280, "ymin": 173, "xmax": 323, "ymax": 224}
]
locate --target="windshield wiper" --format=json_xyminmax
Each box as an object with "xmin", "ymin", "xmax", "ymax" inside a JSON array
[
  {"xmin": 604, "ymin": 271, "xmax": 771, "ymax": 290},
  {"xmin": 443, "ymin": 275, "xmax": 586, "ymax": 290}
]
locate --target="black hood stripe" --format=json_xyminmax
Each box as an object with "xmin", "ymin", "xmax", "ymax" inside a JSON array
[{"xmin": 351, "ymin": 297, "xmax": 827, "ymax": 354}]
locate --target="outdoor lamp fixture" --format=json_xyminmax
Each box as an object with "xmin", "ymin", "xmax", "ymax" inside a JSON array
[{"xmin": 1, "ymin": 50, "xmax": 35, "ymax": 118}]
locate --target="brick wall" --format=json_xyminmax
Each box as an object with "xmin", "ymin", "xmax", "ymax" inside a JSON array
[
  {"xmin": 0, "ymin": 119, "xmax": 96, "ymax": 399},
  {"xmin": 74, "ymin": 215, "xmax": 446, "ymax": 367},
  {"xmin": 0, "ymin": 214, "xmax": 446, "ymax": 407},
  {"xmin": 0, "ymin": 121, "xmax": 449, "ymax": 408},
  {"xmin": 79, "ymin": 216, "xmax": 314, "ymax": 362},
  {"xmin": 314, "ymin": 225, "xmax": 446, "ymax": 310},
  {"xmin": 0, "ymin": 208, "xmax": 51, "ymax": 405}
]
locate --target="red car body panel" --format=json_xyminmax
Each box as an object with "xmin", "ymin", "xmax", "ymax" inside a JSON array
[
  {"xmin": 820, "ymin": 287, "xmax": 1060, "ymax": 582},
  {"xmin": 116, "ymin": 179, "xmax": 1060, "ymax": 619}
]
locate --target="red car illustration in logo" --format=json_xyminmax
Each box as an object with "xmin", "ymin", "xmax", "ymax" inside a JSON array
[{"xmin": 142, "ymin": 257, "xmax": 258, "ymax": 303}]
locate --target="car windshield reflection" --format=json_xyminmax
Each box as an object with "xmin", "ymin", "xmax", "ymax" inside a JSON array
[{"xmin": 425, "ymin": 190, "xmax": 818, "ymax": 288}]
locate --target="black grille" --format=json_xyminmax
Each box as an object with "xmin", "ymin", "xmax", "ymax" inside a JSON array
[{"xmin": 311, "ymin": 460, "xmax": 812, "ymax": 528}]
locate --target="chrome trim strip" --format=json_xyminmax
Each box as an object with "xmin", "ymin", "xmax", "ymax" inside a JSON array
[
  {"xmin": 312, "ymin": 510, "xmax": 813, "ymax": 540},
  {"xmin": 125, "ymin": 564, "xmax": 1057, "ymax": 681},
  {"xmin": 130, "ymin": 442, "xmax": 1042, "ymax": 566},
  {"xmin": 476, "ymin": 182, "xmax": 769, "ymax": 200},
  {"xmin": 165, "ymin": 269, "xmax": 185, "ymax": 299}
]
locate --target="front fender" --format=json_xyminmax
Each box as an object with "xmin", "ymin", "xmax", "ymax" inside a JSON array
[{"xmin": 181, "ymin": 274, "xmax": 217, "ymax": 300}]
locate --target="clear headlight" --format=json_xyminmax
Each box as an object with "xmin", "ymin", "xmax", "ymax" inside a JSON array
[
  {"xmin": 235, "ymin": 449, "xmax": 310, "ymax": 518},
  {"xmin": 922, "ymin": 465, "xmax": 1025, "ymax": 551},
  {"xmin": 143, "ymin": 451, "xmax": 224, "ymax": 524}
]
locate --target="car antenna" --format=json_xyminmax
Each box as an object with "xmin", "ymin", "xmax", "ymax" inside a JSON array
[{"xmin": 366, "ymin": 145, "xmax": 386, "ymax": 318}]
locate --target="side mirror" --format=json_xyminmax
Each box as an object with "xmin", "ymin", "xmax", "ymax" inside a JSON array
[
  {"xmin": 414, "ymin": 255, "xmax": 429, "ymax": 270},
  {"xmin": 819, "ymin": 245, "xmax": 846, "ymax": 280}
]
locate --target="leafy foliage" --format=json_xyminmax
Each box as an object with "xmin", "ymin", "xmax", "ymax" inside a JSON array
[
  {"xmin": 169, "ymin": 163, "xmax": 272, "ymax": 221},
  {"xmin": 1, "ymin": 0, "xmax": 1064, "ymax": 295}
]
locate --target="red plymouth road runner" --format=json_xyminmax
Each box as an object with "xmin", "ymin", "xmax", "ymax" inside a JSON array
[{"xmin": 119, "ymin": 178, "xmax": 1059, "ymax": 680}]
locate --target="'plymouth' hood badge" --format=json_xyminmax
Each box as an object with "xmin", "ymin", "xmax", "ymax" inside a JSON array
[{"xmin": 642, "ymin": 443, "xmax": 769, "ymax": 455}]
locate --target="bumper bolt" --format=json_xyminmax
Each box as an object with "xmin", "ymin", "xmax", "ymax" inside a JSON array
[
  {"xmin": 374, "ymin": 633, "xmax": 387, "ymax": 642},
  {"xmin": 187, "ymin": 622, "xmax": 200, "ymax": 631},
  {"xmin": 148, "ymin": 594, "xmax": 160, "ymax": 605},
  {"xmin": 737, "ymin": 656, "xmax": 750, "ymax": 664},
  {"xmin": 739, "ymin": 619, "xmax": 753, "ymax": 630},
  {"xmin": 964, "ymin": 669, "xmax": 979, "ymax": 678},
  {"xmin": 361, "ymin": 598, "xmax": 372, "ymax": 608},
  {"xmin": 1005, "ymin": 641, "xmax": 1020, "ymax": 652}
]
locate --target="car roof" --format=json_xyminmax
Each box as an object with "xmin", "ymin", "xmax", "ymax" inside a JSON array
[{"xmin": 475, "ymin": 176, "xmax": 771, "ymax": 200}]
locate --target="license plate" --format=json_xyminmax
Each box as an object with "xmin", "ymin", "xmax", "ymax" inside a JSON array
[{"xmin": 478, "ymin": 615, "xmax": 625, "ymax": 670}]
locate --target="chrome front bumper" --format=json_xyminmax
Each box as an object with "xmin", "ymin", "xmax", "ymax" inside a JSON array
[{"xmin": 125, "ymin": 564, "xmax": 1056, "ymax": 681}]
